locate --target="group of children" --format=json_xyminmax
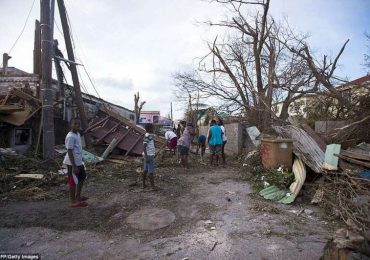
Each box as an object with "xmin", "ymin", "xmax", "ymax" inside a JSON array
[{"xmin": 63, "ymin": 118, "xmax": 227, "ymax": 207}]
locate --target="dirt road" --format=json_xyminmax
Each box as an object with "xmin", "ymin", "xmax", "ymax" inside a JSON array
[{"xmin": 0, "ymin": 163, "xmax": 332, "ymax": 259}]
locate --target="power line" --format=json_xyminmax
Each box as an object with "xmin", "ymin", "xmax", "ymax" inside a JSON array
[{"xmin": 8, "ymin": 0, "xmax": 37, "ymax": 54}]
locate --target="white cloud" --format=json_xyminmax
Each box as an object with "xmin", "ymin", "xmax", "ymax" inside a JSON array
[{"xmin": 1, "ymin": 0, "xmax": 369, "ymax": 120}]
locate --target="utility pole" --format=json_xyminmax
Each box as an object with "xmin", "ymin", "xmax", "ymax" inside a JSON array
[
  {"xmin": 170, "ymin": 102, "xmax": 173, "ymax": 127},
  {"xmin": 40, "ymin": 0, "xmax": 55, "ymax": 159},
  {"xmin": 57, "ymin": 0, "xmax": 89, "ymax": 133},
  {"xmin": 33, "ymin": 20, "xmax": 41, "ymax": 77}
]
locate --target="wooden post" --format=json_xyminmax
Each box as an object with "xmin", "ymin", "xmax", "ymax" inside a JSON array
[
  {"xmin": 40, "ymin": 0, "xmax": 55, "ymax": 159},
  {"xmin": 56, "ymin": 0, "xmax": 89, "ymax": 133},
  {"xmin": 33, "ymin": 20, "xmax": 41, "ymax": 98},
  {"xmin": 101, "ymin": 138, "xmax": 118, "ymax": 159},
  {"xmin": 170, "ymin": 102, "xmax": 173, "ymax": 127}
]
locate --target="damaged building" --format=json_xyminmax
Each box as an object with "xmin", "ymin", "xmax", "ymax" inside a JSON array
[{"xmin": 0, "ymin": 54, "xmax": 137, "ymax": 154}]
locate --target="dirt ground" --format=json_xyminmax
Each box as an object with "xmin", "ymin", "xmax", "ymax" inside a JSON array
[{"xmin": 0, "ymin": 158, "xmax": 334, "ymax": 259}]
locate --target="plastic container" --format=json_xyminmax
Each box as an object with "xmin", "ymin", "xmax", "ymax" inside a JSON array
[{"xmin": 260, "ymin": 138, "xmax": 293, "ymax": 171}]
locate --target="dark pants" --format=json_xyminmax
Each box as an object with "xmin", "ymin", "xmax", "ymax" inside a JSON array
[{"xmin": 67, "ymin": 165, "xmax": 86, "ymax": 186}]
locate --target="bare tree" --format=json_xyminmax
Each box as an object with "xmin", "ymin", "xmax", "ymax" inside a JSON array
[
  {"xmin": 173, "ymin": 0, "xmax": 321, "ymax": 129},
  {"xmin": 364, "ymin": 32, "xmax": 370, "ymax": 70},
  {"xmin": 173, "ymin": 72, "xmax": 209, "ymax": 124},
  {"xmin": 134, "ymin": 92, "xmax": 146, "ymax": 124}
]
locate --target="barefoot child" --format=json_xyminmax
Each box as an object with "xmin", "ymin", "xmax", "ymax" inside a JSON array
[
  {"xmin": 63, "ymin": 118, "xmax": 88, "ymax": 208},
  {"xmin": 143, "ymin": 123, "xmax": 156, "ymax": 189}
]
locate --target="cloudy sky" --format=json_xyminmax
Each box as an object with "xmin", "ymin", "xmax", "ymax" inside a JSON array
[{"xmin": 0, "ymin": 0, "xmax": 369, "ymax": 119}]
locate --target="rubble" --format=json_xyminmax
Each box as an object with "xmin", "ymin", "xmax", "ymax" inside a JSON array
[
  {"xmin": 85, "ymin": 105, "xmax": 166, "ymax": 157},
  {"xmin": 272, "ymin": 125, "xmax": 325, "ymax": 173},
  {"xmin": 243, "ymin": 120, "xmax": 370, "ymax": 254}
]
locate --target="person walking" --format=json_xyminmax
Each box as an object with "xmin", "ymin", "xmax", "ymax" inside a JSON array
[
  {"xmin": 218, "ymin": 118, "xmax": 227, "ymax": 166},
  {"xmin": 207, "ymin": 119, "xmax": 223, "ymax": 166}
]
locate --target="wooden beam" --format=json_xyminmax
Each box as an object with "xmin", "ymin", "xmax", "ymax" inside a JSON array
[
  {"xmin": 25, "ymin": 106, "xmax": 41, "ymax": 120},
  {"xmin": 100, "ymin": 105, "xmax": 166, "ymax": 146},
  {"xmin": 33, "ymin": 19, "xmax": 41, "ymax": 76},
  {"xmin": 341, "ymin": 150, "xmax": 370, "ymax": 162},
  {"xmin": 100, "ymin": 128, "xmax": 133, "ymax": 158},
  {"xmin": 96, "ymin": 121, "xmax": 121, "ymax": 144},
  {"xmin": 124, "ymin": 134, "xmax": 144, "ymax": 156},
  {"xmin": 0, "ymin": 105, "xmax": 24, "ymax": 113},
  {"xmin": 101, "ymin": 138, "xmax": 118, "ymax": 159},
  {"xmin": 335, "ymin": 154, "xmax": 370, "ymax": 168},
  {"xmin": 84, "ymin": 116, "xmax": 109, "ymax": 132},
  {"xmin": 57, "ymin": 0, "xmax": 89, "ymax": 136},
  {"xmin": 11, "ymin": 88, "xmax": 41, "ymax": 104},
  {"xmin": 1, "ymin": 92, "xmax": 11, "ymax": 105}
]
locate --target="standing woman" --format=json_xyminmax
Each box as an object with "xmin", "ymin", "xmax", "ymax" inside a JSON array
[
  {"xmin": 207, "ymin": 120, "xmax": 223, "ymax": 166},
  {"xmin": 218, "ymin": 119, "xmax": 227, "ymax": 166}
]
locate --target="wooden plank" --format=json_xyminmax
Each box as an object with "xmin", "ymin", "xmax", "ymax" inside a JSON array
[
  {"xmin": 323, "ymin": 144, "xmax": 341, "ymax": 170},
  {"xmin": 96, "ymin": 121, "xmax": 121, "ymax": 144},
  {"xmin": 84, "ymin": 116, "xmax": 109, "ymax": 132},
  {"xmin": 1, "ymin": 92, "xmax": 11, "ymax": 105},
  {"xmin": 57, "ymin": 0, "xmax": 89, "ymax": 135},
  {"xmin": 15, "ymin": 174, "xmax": 44, "ymax": 179},
  {"xmin": 334, "ymin": 154, "xmax": 370, "ymax": 168},
  {"xmin": 105, "ymin": 159, "xmax": 128, "ymax": 165},
  {"xmin": 11, "ymin": 88, "xmax": 41, "ymax": 104},
  {"xmin": 34, "ymin": 113, "xmax": 43, "ymax": 157},
  {"xmin": 100, "ymin": 105, "xmax": 165, "ymax": 146},
  {"xmin": 341, "ymin": 150, "xmax": 370, "ymax": 162},
  {"xmin": 125, "ymin": 134, "xmax": 144, "ymax": 156},
  {"xmin": 0, "ymin": 104, "xmax": 24, "ymax": 113},
  {"xmin": 25, "ymin": 106, "xmax": 41, "ymax": 120},
  {"xmin": 101, "ymin": 138, "xmax": 118, "ymax": 159}
]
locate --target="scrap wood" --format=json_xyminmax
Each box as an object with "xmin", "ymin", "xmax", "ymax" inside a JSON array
[
  {"xmin": 108, "ymin": 154, "xmax": 128, "ymax": 160},
  {"xmin": 321, "ymin": 173, "xmax": 370, "ymax": 236},
  {"xmin": 338, "ymin": 159, "xmax": 358, "ymax": 171},
  {"xmin": 272, "ymin": 125, "xmax": 325, "ymax": 173},
  {"xmin": 0, "ymin": 104, "xmax": 24, "ymax": 113},
  {"xmin": 14, "ymin": 174, "xmax": 44, "ymax": 179},
  {"xmin": 311, "ymin": 189, "xmax": 324, "ymax": 204},
  {"xmin": 335, "ymin": 154, "xmax": 370, "ymax": 168},
  {"xmin": 105, "ymin": 159, "xmax": 128, "ymax": 165},
  {"xmin": 101, "ymin": 138, "xmax": 119, "ymax": 159},
  {"xmin": 100, "ymin": 105, "xmax": 165, "ymax": 146},
  {"xmin": 0, "ymin": 107, "xmax": 33, "ymax": 126},
  {"xmin": 10, "ymin": 87, "xmax": 41, "ymax": 105},
  {"xmin": 333, "ymin": 115, "xmax": 370, "ymax": 134},
  {"xmin": 341, "ymin": 151, "xmax": 370, "ymax": 162}
]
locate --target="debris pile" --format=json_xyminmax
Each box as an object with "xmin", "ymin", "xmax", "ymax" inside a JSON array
[
  {"xmin": 86, "ymin": 105, "xmax": 166, "ymax": 157},
  {"xmin": 0, "ymin": 87, "xmax": 41, "ymax": 126},
  {"xmin": 243, "ymin": 121, "xmax": 370, "ymax": 254},
  {"xmin": 0, "ymin": 154, "xmax": 64, "ymax": 201}
]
